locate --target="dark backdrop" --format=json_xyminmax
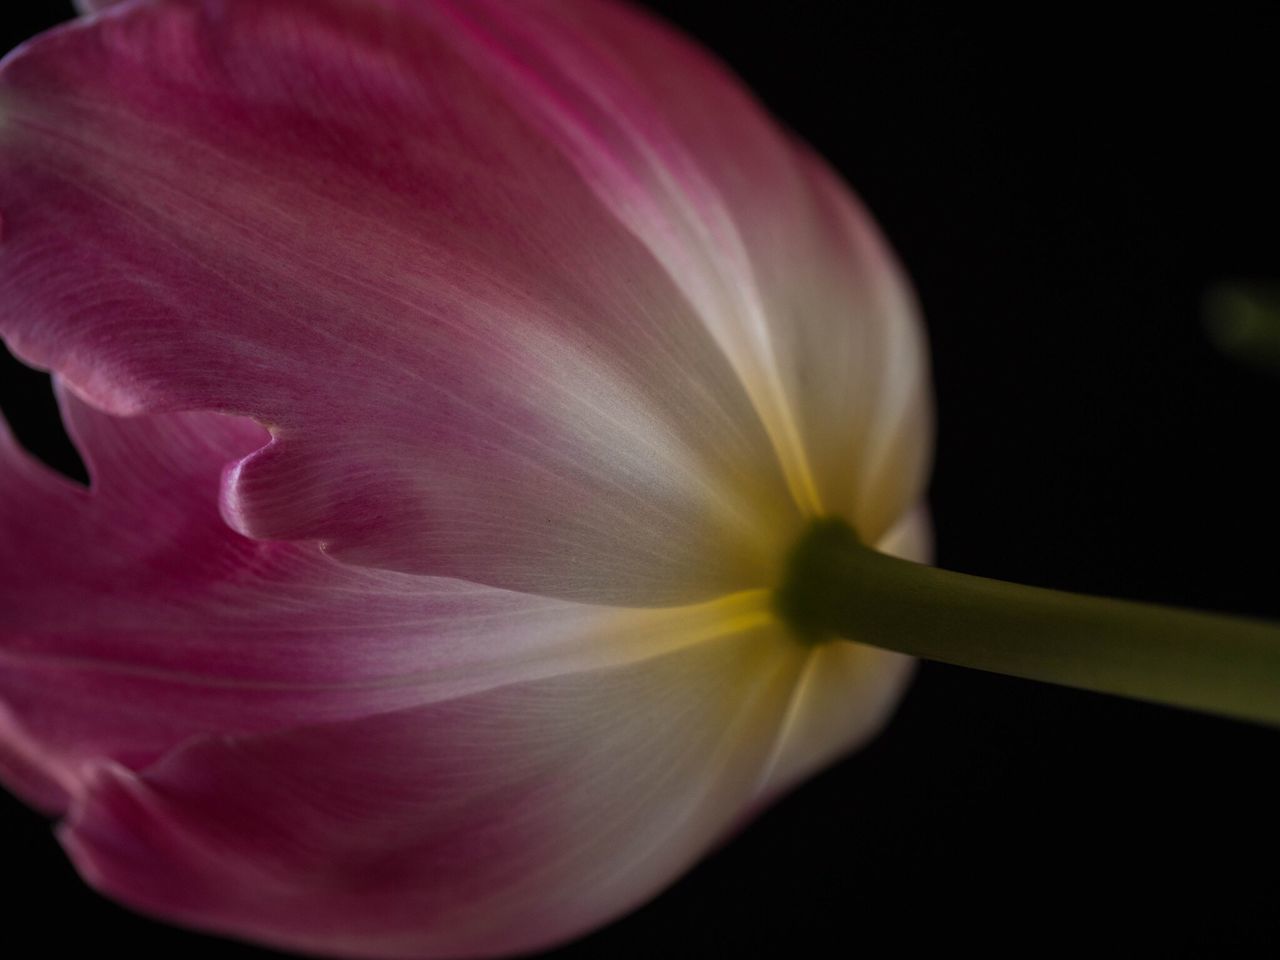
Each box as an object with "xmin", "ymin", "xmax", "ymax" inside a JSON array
[{"xmin": 3, "ymin": 2, "xmax": 1278, "ymax": 956}]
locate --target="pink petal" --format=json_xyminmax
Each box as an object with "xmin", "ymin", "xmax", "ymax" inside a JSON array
[
  {"xmin": 0, "ymin": 0, "xmax": 929, "ymax": 602},
  {"xmin": 61, "ymin": 629, "xmax": 805, "ymax": 959},
  {"xmin": 434, "ymin": 0, "xmax": 932, "ymax": 540},
  {"xmin": 0, "ymin": 389, "xmax": 777, "ymax": 813},
  {"xmin": 0, "ymin": 0, "xmax": 805, "ymax": 604}
]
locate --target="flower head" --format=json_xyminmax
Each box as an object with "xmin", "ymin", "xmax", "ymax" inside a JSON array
[{"xmin": 0, "ymin": 1, "xmax": 931, "ymax": 956}]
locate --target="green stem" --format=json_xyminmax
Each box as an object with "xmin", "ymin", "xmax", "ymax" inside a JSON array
[{"xmin": 776, "ymin": 518, "xmax": 1280, "ymax": 726}]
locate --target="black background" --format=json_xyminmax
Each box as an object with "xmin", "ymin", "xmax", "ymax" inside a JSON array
[{"xmin": 3, "ymin": 2, "xmax": 1279, "ymax": 957}]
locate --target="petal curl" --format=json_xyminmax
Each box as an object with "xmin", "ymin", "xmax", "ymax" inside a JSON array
[
  {"xmin": 60, "ymin": 629, "xmax": 804, "ymax": 959},
  {"xmin": 0, "ymin": 0, "xmax": 803, "ymax": 604},
  {"xmin": 0, "ymin": 388, "xmax": 775, "ymax": 812},
  {"xmin": 0, "ymin": 0, "xmax": 930, "ymax": 601}
]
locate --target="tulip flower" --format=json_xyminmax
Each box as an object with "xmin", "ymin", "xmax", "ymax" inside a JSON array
[
  {"xmin": 1, "ymin": 2, "xmax": 1279, "ymax": 959},
  {"xmin": 0, "ymin": 1, "xmax": 933, "ymax": 955}
]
